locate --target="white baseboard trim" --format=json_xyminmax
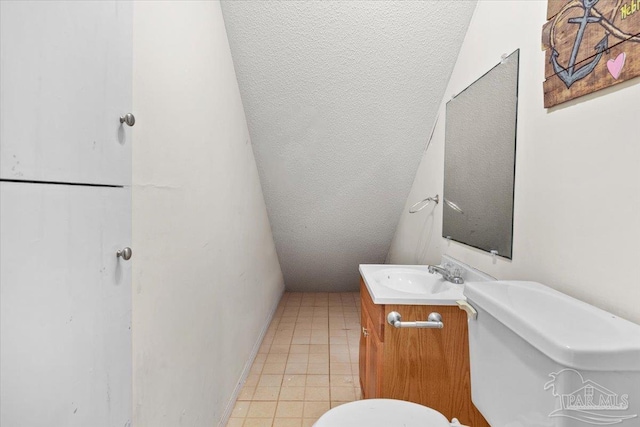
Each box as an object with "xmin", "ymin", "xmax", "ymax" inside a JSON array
[{"xmin": 217, "ymin": 288, "xmax": 285, "ymax": 427}]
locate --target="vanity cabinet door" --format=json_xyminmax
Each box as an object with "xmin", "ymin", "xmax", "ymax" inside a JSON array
[
  {"xmin": 365, "ymin": 315, "xmax": 384, "ymax": 399},
  {"xmin": 359, "ymin": 305, "xmax": 368, "ymax": 394},
  {"xmin": 360, "ymin": 302, "xmax": 384, "ymax": 399}
]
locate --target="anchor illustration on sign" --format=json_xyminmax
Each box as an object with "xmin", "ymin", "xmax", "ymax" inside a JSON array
[{"xmin": 550, "ymin": 0, "xmax": 609, "ymax": 88}]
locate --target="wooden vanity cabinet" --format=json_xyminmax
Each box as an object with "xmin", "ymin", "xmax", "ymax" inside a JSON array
[
  {"xmin": 359, "ymin": 278, "xmax": 489, "ymax": 427},
  {"xmin": 359, "ymin": 301, "xmax": 383, "ymax": 399}
]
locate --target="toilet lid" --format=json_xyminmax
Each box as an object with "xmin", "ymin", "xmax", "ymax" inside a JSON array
[{"xmin": 313, "ymin": 399, "xmax": 451, "ymax": 427}]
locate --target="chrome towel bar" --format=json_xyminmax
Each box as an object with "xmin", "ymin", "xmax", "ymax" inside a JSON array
[{"xmin": 387, "ymin": 311, "xmax": 444, "ymax": 329}]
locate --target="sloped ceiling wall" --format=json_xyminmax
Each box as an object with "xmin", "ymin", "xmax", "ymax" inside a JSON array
[{"xmin": 221, "ymin": 1, "xmax": 476, "ymax": 292}]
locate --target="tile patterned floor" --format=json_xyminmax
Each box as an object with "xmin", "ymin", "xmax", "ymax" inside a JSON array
[{"xmin": 227, "ymin": 292, "xmax": 362, "ymax": 427}]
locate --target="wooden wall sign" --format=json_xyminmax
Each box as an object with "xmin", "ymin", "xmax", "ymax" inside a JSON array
[{"xmin": 542, "ymin": 0, "xmax": 640, "ymax": 108}]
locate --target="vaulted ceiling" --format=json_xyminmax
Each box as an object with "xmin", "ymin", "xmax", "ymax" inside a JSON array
[{"xmin": 220, "ymin": 1, "xmax": 477, "ymax": 292}]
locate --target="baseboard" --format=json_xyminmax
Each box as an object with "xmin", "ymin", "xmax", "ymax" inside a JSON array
[{"xmin": 217, "ymin": 288, "xmax": 284, "ymax": 427}]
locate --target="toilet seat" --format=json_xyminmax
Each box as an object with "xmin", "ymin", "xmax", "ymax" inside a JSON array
[{"xmin": 312, "ymin": 399, "xmax": 453, "ymax": 427}]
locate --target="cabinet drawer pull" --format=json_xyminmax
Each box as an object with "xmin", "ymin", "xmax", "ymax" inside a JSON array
[{"xmin": 387, "ymin": 311, "xmax": 444, "ymax": 329}]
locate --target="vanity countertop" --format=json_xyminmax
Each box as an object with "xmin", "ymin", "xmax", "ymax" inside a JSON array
[{"xmin": 359, "ymin": 264, "xmax": 466, "ymax": 306}]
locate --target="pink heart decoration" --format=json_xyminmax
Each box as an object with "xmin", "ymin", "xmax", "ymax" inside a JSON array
[{"xmin": 607, "ymin": 53, "xmax": 626, "ymax": 80}]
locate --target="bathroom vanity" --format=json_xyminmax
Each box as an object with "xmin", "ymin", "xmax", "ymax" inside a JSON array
[{"xmin": 358, "ymin": 263, "xmax": 490, "ymax": 427}]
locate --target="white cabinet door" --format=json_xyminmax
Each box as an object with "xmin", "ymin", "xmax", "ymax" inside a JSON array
[
  {"xmin": 0, "ymin": 1, "xmax": 132, "ymax": 186},
  {"xmin": 0, "ymin": 182, "xmax": 132, "ymax": 427}
]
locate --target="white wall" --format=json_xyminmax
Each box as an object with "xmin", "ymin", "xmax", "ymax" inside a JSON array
[
  {"xmin": 132, "ymin": 2, "xmax": 284, "ymax": 425},
  {"xmin": 221, "ymin": 1, "xmax": 477, "ymax": 292},
  {"xmin": 388, "ymin": 0, "xmax": 640, "ymax": 324}
]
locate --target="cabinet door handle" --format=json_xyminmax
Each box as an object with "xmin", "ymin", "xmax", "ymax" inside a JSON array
[
  {"xmin": 362, "ymin": 327, "xmax": 369, "ymax": 337},
  {"xmin": 120, "ymin": 113, "xmax": 136, "ymax": 127},
  {"xmin": 387, "ymin": 311, "xmax": 444, "ymax": 329},
  {"xmin": 116, "ymin": 247, "xmax": 133, "ymax": 261}
]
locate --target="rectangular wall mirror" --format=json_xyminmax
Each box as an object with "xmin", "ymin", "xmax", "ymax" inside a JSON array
[{"xmin": 443, "ymin": 49, "xmax": 519, "ymax": 259}]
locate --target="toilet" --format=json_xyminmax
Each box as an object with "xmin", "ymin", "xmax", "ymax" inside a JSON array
[{"xmin": 314, "ymin": 281, "xmax": 640, "ymax": 426}]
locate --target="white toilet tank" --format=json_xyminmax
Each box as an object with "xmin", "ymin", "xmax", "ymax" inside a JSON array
[{"xmin": 464, "ymin": 281, "xmax": 640, "ymax": 427}]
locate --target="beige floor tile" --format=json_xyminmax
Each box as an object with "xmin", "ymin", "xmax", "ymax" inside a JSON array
[
  {"xmin": 329, "ymin": 362, "xmax": 351, "ymax": 374},
  {"xmin": 354, "ymin": 387, "xmax": 362, "ymax": 400},
  {"xmin": 289, "ymin": 345, "xmax": 310, "ymax": 354},
  {"xmin": 310, "ymin": 330, "xmax": 328, "ymax": 338},
  {"xmin": 275, "ymin": 401, "xmax": 304, "ymax": 418},
  {"xmin": 231, "ymin": 401, "xmax": 250, "ymax": 418},
  {"xmin": 330, "ymin": 386, "xmax": 355, "ymax": 402},
  {"xmin": 259, "ymin": 374, "xmax": 284, "ymax": 387},
  {"xmin": 305, "ymin": 386, "xmax": 330, "ymax": 401},
  {"xmin": 287, "ymin": 353, "xmax": 309, "ymax": 364},
  {"xmin": 330, "ymin": 374, "xmax": 354, "ymax": 387},
  {"xmin": 305, "ymin": 375, "xmax": 329, "ymax": 386},
  {"xmin": 243, "ymin": 418, "xmax": 273, "ymax": 427},
  {"xmin": 282, "ymin": 374, "xmax": 306, "ymax": 387},
  {"xmin": 266, "ymin": 353, "xmax": 288, "ymax": 364},
  {"xmin": 245, "ymin": 374, "xmax": 261, "ymax": 387},
  {"xmin": 253, "ymin": 386, "xmax": 281, "ymax": 401},
  {"xmin": 237, "ymin": 385, "xmax": 255, "ymax": 401},
  {"xmin": 285, "ymin": 363, "xmax": 308, "ymax": 375},
  {"xmin": 262, "ymin": 363, "xmax": 286, "ymax": 374},
  {"xmin": 291, "ymin": 336, "xmax": 311, "ymax": 345},
  {"xmin": 330, "ymin": 401, "xmax": 349, "ymax": 409},
  {"xmin": 250, "ymin": 363, "xmax": 264, "ymax": 375},
  {"xmin": 329, "ymin": 344, "xmax": 349, "ymax": 354},
  {"xmin": 226, "ymin": 418, "xmax": 244, "ymax": 427},
  {"xmin": 309, "ymin": 344, "xmax": 329, "ymax": 354},
  {"xmin": 309, "ymin": 336, "xmax": 328, "ymax": 345},
  {"xmin": 303, "ymin": 401, "xmax": 330, "ymax": 419},
  {"xmin": 329, "ymin": 353, "xmax": 350, "ymax": 363},
  {"xmin": 270, "ymin": 345, "xmax": 291, "ymax": 354},
  {"xmin": 273, "ymin": 418, "xmax": 302, "ymax": 427},
  {"xmin": 231, "ymin": 293, "xmax": 361, "ymax": 427},
  {"xmin": 308, "ymin": 354, "xmax": 328, "ymax": 364},
  {"xmin": 307, "ymin": 363, "xmax": 329, "ymax": 375},
  {"xmin": 273, "ymin": 336, "xmax": 293, "ymax": 345},
  {"xmin": 247, "ymin": 401, "xmax": 277, "ymax": 418},
  {"xmin": 278, "ymin": 386, "xmax": 305, "ymax": 401}
]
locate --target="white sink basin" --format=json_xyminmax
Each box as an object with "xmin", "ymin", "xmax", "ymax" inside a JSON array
[
  {"xmin": 372, "ymin": 268, "xmax": 454, "ymax": 295},
  {"xmin": 359, "ymin": 264, "xmax": 466, "ymax": 305}
]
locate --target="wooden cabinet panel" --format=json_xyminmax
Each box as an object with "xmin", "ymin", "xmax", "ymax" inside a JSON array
[
  {"xmin": 382, "ymin": 304, "xmax": 488, "ymax": 426},
  {"xmin": 367, "ymin": 315, "xmax": 384, "ymax": 399},
  {"xmin": 359, "ymin": 305, "xmax": 367, "ymax": 393},
  {"xmin": 359, "ymin": 280, "xmax": 489, "ymax": 427},
  {"xmin": 360, "ymin": 278, "xmax": 384, "ymax": 341}
]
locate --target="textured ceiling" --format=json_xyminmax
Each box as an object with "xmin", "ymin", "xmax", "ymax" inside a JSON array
[{"xmin": 221, "ymin": 1, "xmax": 477, "ymax": 292}]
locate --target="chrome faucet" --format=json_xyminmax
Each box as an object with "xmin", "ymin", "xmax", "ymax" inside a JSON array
[{"xmin": 428, "ymin": 264, "xmax": 464, "ymax": 284}]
